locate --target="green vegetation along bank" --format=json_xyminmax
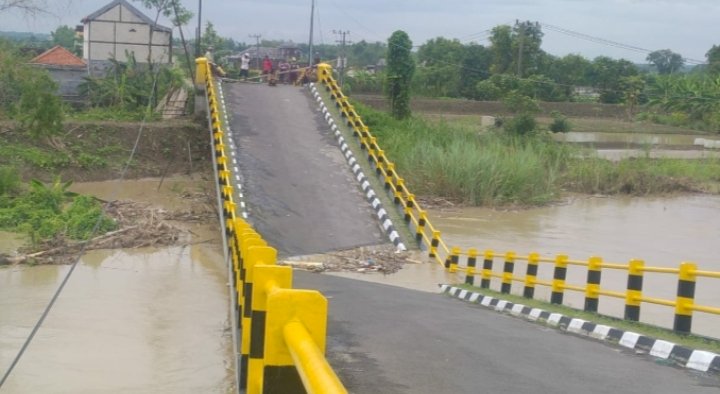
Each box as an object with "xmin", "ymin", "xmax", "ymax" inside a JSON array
[{"xmin": 357, "ymin": 104, "xmax": 720, "ymax": 206}]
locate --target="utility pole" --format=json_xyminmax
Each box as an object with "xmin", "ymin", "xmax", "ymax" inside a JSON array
[
  {"xmin": 333, "ymin": 30, "xmax": 350, "ymax": 88},
  {"xmin": 195, "ymin": 0, "xmax": 202, "ymax": 57},
  {"xmin": 249, "ymin": 34, "xmax": 261, "ymax": 69},
  {"xmin": 308, "ymin": 0, "xmax": 315, "ymax": 67}
]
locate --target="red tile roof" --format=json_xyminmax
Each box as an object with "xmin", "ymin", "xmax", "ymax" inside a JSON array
[{"xmin": 30, "ymin": 46, "xmax": 86, "ymax": 67}]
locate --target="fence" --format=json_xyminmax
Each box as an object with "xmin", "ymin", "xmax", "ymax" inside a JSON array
[
  {"xmin": 314, "ymin": 64, "xmax": 720, "ymax": 336},
  {"xmin": 196, "ymin": 58, "xmax": 347, "ymax": 394}
]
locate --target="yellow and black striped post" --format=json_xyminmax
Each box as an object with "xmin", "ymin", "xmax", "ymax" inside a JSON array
[
  {"xmin": 448, "ymin": 247, "xmax": 460, "ymax": 273},
  {"xmin": 481, "ymin": 250, "xmax": 494, "ymax": 289},
  {"xmin": 523, "ymin": 252, "xmax": 539, "ymax": 298},
  {"xmin": 465, "ymin": 248, "xmax": 478, "ymax": 286},
  {"xmin": 429, "ymin": 231, "xmax": 440, "ymax": 259},
  {"xmin": 674, "ymin": 262, "xmax": 697, "ymax": 333},
  {"xmin": 247, "ymin": 264, "xmax": 292, "ymax": 393},
  {"xmin": 584, "ymin": 256, "xmax": 602, "ymax": 313},
  {"xmin": 501, "ymin": 251, "xmax": 516, "ymax": 294},
  {"xmin": 624, "ymin": 259, "xmax": 644, "ymax": 321},
  {"xmin": 551, "ymin": 254, "xmax": 568, "ymax": 305},
  {"xmin": 238, "ymin": 240, "xmax": 270, "ymax": 390},
  {"xmin": 416, "ymin": 211, "xmax": 427, "ymax": 243},
  {"xmin": 264, "ymin": 289, "xmax": 332, "ymax": 393}
]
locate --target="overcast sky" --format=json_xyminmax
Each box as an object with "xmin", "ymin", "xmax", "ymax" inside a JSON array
[{"xmin": 1, "ymin": 0, "xmax": 718, "ymax": 63}]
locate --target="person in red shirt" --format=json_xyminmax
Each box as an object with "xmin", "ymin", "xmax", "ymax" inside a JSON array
[{"xmin": 262, "ymin": 55, "xmax": 273, "ymax": 82}]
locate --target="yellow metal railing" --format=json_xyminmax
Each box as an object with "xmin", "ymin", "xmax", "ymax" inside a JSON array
[
  {"xmin": 316, "ymin": 64, "xmax": 449, "ymax": 267},
  {"xmin": 197, "ymin": 58, "xmax": 347, "ymax": 394},
  {"xmin": 314, "ymin": 64, "xmax": 720, "ymax": 336}
]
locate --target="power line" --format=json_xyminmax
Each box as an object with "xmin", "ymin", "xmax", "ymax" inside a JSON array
[{"xmin": 540, "ymin": 22, "xmax": 706, "ymax": 65}]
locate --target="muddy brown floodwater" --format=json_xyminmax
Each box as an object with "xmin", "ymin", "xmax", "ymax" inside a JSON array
[
  {"xmin": 428, "ymin": 194, "xmax": 720, "ymax": 338},
  {"xmin": 0, "ymin": 177, "xmax": 234, "ymax": 393}
]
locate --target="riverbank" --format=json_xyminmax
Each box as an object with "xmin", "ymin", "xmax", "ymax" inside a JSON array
[
  {"xmin": 354, "ymin": 103, "xmax": 720, "ymax": 206},
  {"xmin": 0, "ymin": 117, "xmax": 214, "ymax": 264}
]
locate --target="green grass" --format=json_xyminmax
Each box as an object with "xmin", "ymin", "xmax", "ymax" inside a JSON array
[
  {"xmin": 357, "ymin": 103, "xmax": 573, "ymax": 206},
  {"xmin": 355, "ymin": 104, "xmax": 720, "ymax": 205},
  {"xmin": 456, "ymin": 284, "xmax": 720, "ymax": 354},
  {"xmin": 564, "ymin": 157, "xmax": 720, "ymax": 195}
]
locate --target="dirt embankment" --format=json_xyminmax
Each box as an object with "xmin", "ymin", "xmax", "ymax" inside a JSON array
[
  {"xmin": 352, "ymin": 94, "xmax": 627, "ymax": 119},
  {"xmin": 0, "ymin": 117, "xmax": 211, "ymax": 182},
  {"xmin": 0, "ymin": 117, "xmax": 216, "ymax": 266}
]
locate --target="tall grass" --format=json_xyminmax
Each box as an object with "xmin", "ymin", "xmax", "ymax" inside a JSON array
[
  {"xmin": 564, "ymin": 157, "xmax": 720, "ymax": 195},
  {"xmin": 358, "ymin": 103, "xmax": 572, "ymax": 205},
  {"xmin": 355, "ymin": 103, "xmax": 720, "ymax": 205}
]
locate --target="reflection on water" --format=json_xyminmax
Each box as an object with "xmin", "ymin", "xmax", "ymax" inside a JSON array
[
  {"xmin": 428, "ymin": 194, "xmax": 720, "ymax": 338},
  {"xmin": 554, "ymin": 131, "xmax": 720, "ymax": 146}
]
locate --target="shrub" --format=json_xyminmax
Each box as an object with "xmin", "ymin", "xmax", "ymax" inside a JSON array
[
  {"xmin": 549, "ymin": 111, "xmax": 571, "ymax": 133},
  {"xmin": 504, "ymin": 113, "xmax": 537, "ymax": 135}
]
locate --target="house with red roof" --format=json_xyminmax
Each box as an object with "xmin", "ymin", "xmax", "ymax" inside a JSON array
[{"xmin": 29, "ymin": 46, "xmax": 87, "ymax": 103}]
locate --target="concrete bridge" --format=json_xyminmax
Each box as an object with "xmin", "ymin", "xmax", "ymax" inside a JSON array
[{"xmin": 197, "ymin": 60, "xmax": 719, "ymax": 393}]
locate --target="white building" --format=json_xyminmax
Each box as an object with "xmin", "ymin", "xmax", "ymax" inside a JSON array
[{"xmin": 81, "ymin": 0, "xmax": 172, "ymax": 74}]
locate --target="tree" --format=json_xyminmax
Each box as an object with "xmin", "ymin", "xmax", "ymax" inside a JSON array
[
  {"xmin": 133, "ymin": 0, "xmax": 192, "ymax": 63},
  {"xmin": 620, "ymin": 75, "xmax": 645, "ymax": 119},
  {"xmin": 386, "ymin": 30, "xmax": 414, "ymax": 119},
  {"xmin": 588, "ymin": 56, "xmax": 638, "ymax": 103},
  {"xmin": 511, "ymin": 21, "xmax": 544, "ymax": 77},
  {"xmin": 417, "ymin": 37, "xmax": 465, "ymax": 66},
  {"xmin": 0, "ymin": 41, "xmax": 63, "ymax": 137},
  {"xmin": 51, "ymin": 25, "xmax": 75, "ymax": 51},
  {"xmin": 646, "ymin": 49, "xmax": 684, "ymax": 75},
  {"xmin": 458, "ymin": 43, "xmax": 492, "ymax": 99},
  {"xmin": 489, "ymin": 25, "xmax": 513, "ymax": 74},
  {"xmin": 706, "ymin": 45, "xmax": 720, "ymax": 75}
]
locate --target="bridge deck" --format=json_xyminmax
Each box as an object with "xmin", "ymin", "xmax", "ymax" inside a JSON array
[
  {"xmin": 219, "ymin": 81, "xmax": 717, "ymax": 393},
  {"xmin": 222, "ymin": 82, "xmax": 385, "ymax": 256}
]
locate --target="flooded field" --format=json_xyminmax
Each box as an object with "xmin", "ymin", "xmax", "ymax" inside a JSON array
[{"xmin": 0, "ymin": 177, "xmax": 234, "ymax": 393}]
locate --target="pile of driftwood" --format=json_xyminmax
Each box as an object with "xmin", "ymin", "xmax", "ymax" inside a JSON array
[{"xmin": 1, "ymin": 199, "xmax": 214, "ymax": 266}]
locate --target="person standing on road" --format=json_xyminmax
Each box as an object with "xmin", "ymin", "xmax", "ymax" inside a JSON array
[
  {"xmin": 262, "ymin": 55, "xmax": 273, "ymax": 82},
  {"xmin": 240, "ymin": 53, "xmax": 250, "ymax": 80}
]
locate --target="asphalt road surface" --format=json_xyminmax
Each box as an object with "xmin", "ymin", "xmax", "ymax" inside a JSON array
[
  {"xmin": 296, "ymin": 271, "xmax": 720, "ymax": 394},
  {"xmin": 222, "ymin": 82, "xmax": 385, "ymax": 257}
]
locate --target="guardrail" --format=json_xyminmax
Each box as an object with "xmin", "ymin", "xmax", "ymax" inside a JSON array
[
  {"xmin": 314, "ymin": 64, "xmax": 720, "ymax": 336},
  {"xmin": 196, "ymin": 58, "xmax": 347, "ymax": 394},
  {"xmin": 315, "ymin": 64, "xmax": 448, "ymax": 265}
]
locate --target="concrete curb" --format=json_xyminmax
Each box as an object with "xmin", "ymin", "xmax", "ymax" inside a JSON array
[
  {"xmin": 217, "ymin": 81, "xmax": 249, "ymax": 220},
  {"xmin": 439, "ymin": 284, "xmax": 720, "ymax": 375},
  {"xmin": 308, "ymin": 83, "xmax": 406, "ymax": 252}
]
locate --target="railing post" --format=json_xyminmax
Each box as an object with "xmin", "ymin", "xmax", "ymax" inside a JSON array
[
  {"xmin": 238, "ymin": 242, "xmax": 272, "ymax": 390},
  {"xmin": 501, "ymin": 251, "xmax": 516, "ymax": 294},
  {"xmin": 448, "ymin": 247, "xmax": 460, "ymax": 273},
  {"xmin": 481, "ymin": 250, "xmax": 494, "ymax": 289},
  {"xmin": 248, "ymin": 265, "xmax": 292, "ymax": 394},
  {"xmin": 524, "ymin": 252, "xmax": 539, "ymax": 298},
  {"xmin": 465, "ymin": 248, "xmax": 478, "ymax": 286},
  {"xmin": 265, "ymin": 289, "xmax": 331, "ymax": 393},
  {"xmin": 416, "ymin": 211, "xmax": 427, "ymax": 244},
  {"xmin": 429, "ymin": 231, "xmax": 440, "ymax": 259},
  {"xmin": 674, "ymin": 262, "xmax": 697, "ymax": 334},
  {"xmin": 624, "ymin": 259, "xmax": 644, "ymax": 321},
  {"xmin": 551, "ymin": 254, "xmax": 568, "ymax": 305},
  {"xmin": 584, "ymin": 256, "xmax": 602, "ymax": 313}
]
